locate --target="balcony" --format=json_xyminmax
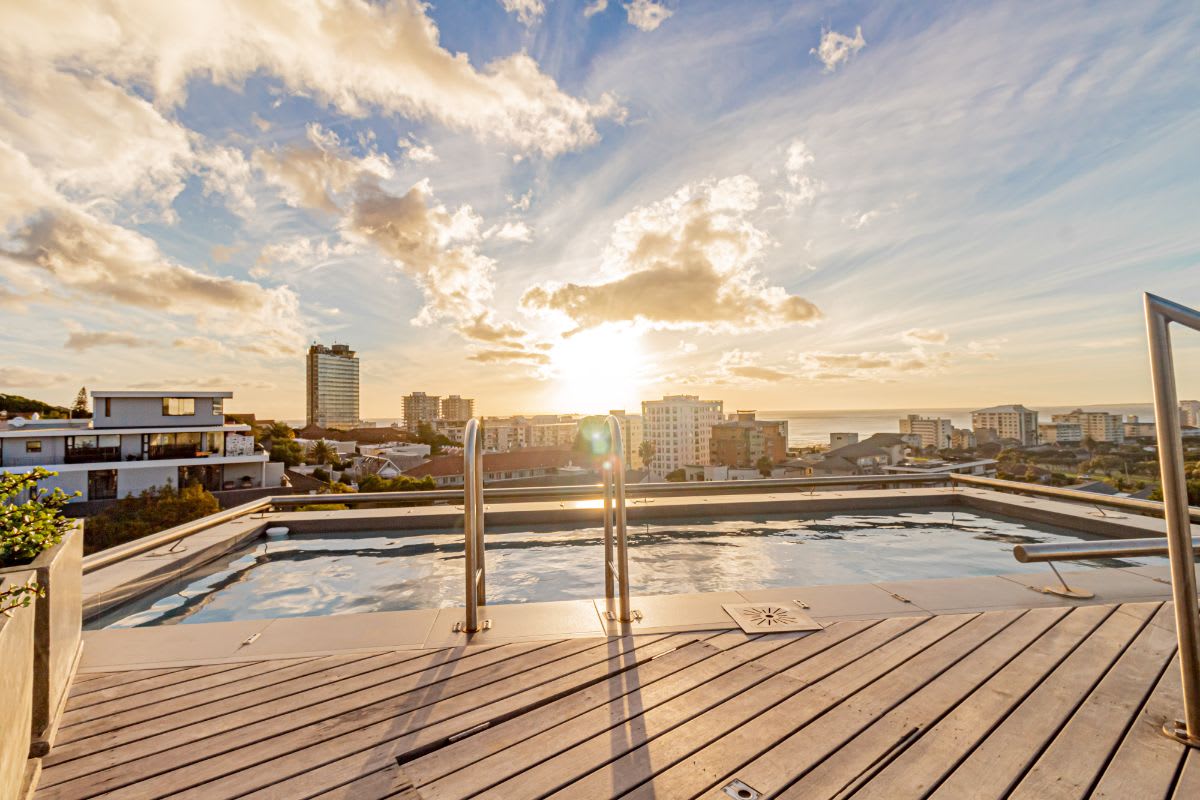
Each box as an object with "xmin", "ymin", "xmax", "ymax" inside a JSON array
[
  {"xmin": 63, "ymin": 447, "xmax": 121, "ymax": 465},
  {"xmin": 148, "ymin": 444, "xmax": 202, "ymax": 460}
]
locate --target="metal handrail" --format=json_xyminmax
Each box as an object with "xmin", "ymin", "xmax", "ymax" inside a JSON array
[
  {"xmin": 602, "ymin": 415, "xmax": 633, "ymax": 623},
  {"xmin": 459, "ymin": 417, "xmax": 487, "ymax": 633},
  {"xmin": 1145, "ymin": 292, "xmax": 1200, "ymax": 746},
  {"xmin": 1013, "ymin": 535, "xmax": 1197, "ymax": 563},
  {"xmin": 950, "ymin": 473, "xmax": 1200, "ymax": 522}
]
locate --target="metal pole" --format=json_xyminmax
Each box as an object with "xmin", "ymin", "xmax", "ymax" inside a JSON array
[
  {"xmin": 604, "ymin": 415, "xmax": 633, "ymax": 622},
  {"xmin": 461, "ymin": 418, "xmax": 487, "ymax": 633},
  {"xmin": 603, "ymin": 463, "xmax": 615, "ymax": 601},
  {"xmin": 1145, "ymin": 293, "xmax": 1200, "ymax": 746},
  {"xmin": 474, "ymin": 422, "xmax": 486, "ymax": 611}
]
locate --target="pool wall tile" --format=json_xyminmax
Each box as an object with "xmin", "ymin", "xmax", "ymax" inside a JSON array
[
  {"xmin": 595, "ymin": 591, "xmax": 745, "ymax": 635},
  {"xmin": 997, "ymin": 567, "xmax": 1171, "ymax": 602},
  {"xmin": 236, "ymin": 608, "xmax": 440, "ymax": 658},
  {"xmin": 873, "ymin": 575, "xmax": 1068, "ymax": 614},
  {"xmin": 79, "ymin": 618, "xmax": 273, "ymax": 669}
]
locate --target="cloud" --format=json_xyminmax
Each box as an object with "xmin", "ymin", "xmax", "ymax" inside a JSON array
[
  {"xmin": 485, "ymin": 221, "xmax": 534, "ymax": 243},
  {"xmin": 404, "ymin": 143, "xmax": 439, "ymax": 163},
  {"xmin": 499, "ymin": 0, "xmax": 545, "ymax": 27},
  {"xmin": 0, "ymin": 0, "xmax": 622, "ymax": 158},
  {"xmin": 624, "ymin": 0, "xmax": 673, "ymax": 31},
  {"xmin": 0, "ymin": 366, "xmax": 69, "ymax": 390},
  {"xmin": 254, "ymin": 124, "xmax": 392, "ymax": 213},
  {"xmin": 584, "ymin": 0, "xmax": 608, "ymax": 18},
  {"xmin": 717, "ymin": 350, "xmax": 790, "ymax": 382},
  {"xmin": 467, "ymin": 346, "xmax": 551, "ymax": 366},
  {"xmin": 795, "ymin": 348, "xmax": 953, "ymax": 381},
  {"xmin": 812, "ymin": 26, "xmax": 866, "ymax": 72},
  {"xmin": 64, "ymin": 328, "xmax": 149, "ymax": 352},
  {"xmin": 210, "ymin": 244, "xmax": 239, "ymax": 263},
  {"xmin": 173, "ymin": 336, "xmax": 231, "ymax": 356},
  {"xmin": 778, "ymin": 139, "xmax": 824, "ymax": 211},
  {"xmin": 509, "ymin": 189, "xmax": 533, "ymax": 211},
  {"xmin": 901, "ymin": 328, "xmax": 950, "ymax": 345},
  {"xmin": 522, "ymin": 175, "xmax": 821, "ymax": 333},
  {"xmin": 254, "ymin": 236, "xmax": 358, "ymax": 276}
]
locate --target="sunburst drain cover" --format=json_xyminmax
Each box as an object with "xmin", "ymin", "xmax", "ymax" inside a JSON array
[{"xmin": 721, "ymin": 602, "xmax": 824, "ymax": 633}]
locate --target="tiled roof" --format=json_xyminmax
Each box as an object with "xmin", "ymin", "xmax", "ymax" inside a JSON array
[{"xmin": 403, "ymin": 447, "xmax": 575, "ymax": 478}]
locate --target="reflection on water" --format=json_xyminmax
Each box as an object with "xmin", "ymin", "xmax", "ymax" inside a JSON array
[{"xmin": 92, "ymin": 508, "xmax": 1166, "ymax": 628}]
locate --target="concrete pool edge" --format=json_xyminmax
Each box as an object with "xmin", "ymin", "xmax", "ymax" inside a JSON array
[
  {"xmin": 80, "ymin": 486, "xmax": 1195, "ymax": 622},
  {"xmin": 76, "ymin": 563, "xmax": 1199, "ymax": 670}
]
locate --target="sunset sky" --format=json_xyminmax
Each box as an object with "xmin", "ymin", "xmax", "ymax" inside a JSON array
[{"xmin": 1, "ymin": 0, "xmax": 1198, "ymax": 418}]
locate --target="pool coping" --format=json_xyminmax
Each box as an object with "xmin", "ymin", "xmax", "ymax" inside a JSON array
[{"xmin": 79, "ymin": 485, "xmax": 1193, "ymax": 623}]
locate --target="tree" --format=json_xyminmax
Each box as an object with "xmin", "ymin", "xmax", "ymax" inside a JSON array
[
  {"xmin": 2, "ymin": 468, "xmax": 77, "ymax": 568},
  {"xmin": 270, "ymin": 440, "xmax": 303, "ymax": 467},
  {"xmin": 638, "ymin": 440, "xmax": 656, "ymax": 470},
  {"xmin": 664, "ymin": 468, "xmax": 686, "ymax": 482},
  {"xmin": 264, "ymin": 421, "xmax": 295, "ymax": 442},
  {"xmin": 357, "ymin": 474, "xmax": 436, "ymax": 492},
  {"xmin": 84, "ymin": 483, "xmax": 219, "ymax": 554},
  {"xmin": 308, "ymin": 440, "xmax": 337, "ymax": 466},
  {"xmin": 71, "ymin": 387, "xmax": 90, "ymax": 419},
  {"xmin": 414, "ymin": 422, "xmax": 453, "ymax": 454},
  {"xmin": 756, "ymin": 456, "xmax": 773, "ymax": 477}
]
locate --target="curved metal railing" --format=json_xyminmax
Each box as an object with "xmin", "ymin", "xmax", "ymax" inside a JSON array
[
  {"xmin": 457, "ymin": 417, "xmax": 488, "ymax": 633},
  {"xmin": 601, "ymin": 415, "xmax": 634, "ymax": 623}
]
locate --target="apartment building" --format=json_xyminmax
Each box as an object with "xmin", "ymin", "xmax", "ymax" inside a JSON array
[
  {"xmin": 306, "ymin": 343, "xmax": 359, "ymax": 429},
  {"xmin": 641, "ymin": 395, "xmax": 723, "ymax": 477},
  {"xmin": 950, "ymin": 428, "xmax": 976, "ymax": 449},
  {"xmin": 829, "ymin": 432, "xmax": 859, "ymax": 449},
  {"xmin": 898, "ymin": 414, "xmax": 953, "ymax": 450},
  {"xmin": 1180, "ymin": 400, "xmax": 1200, "ymax": 428},
  {"xmin": 1038, "ymin": 422, "xmax": 1084, "ymax": 444},
  {"xmin": 0, "ymin": 390, "xmax": 271, "ymax": 502},
  {"xmin": 440, "ymin": 395, "xmax": 475, "ymax": 421},
  {"xmin": 971, "ymin": 404, "xmax": 1039, "ymax": 446},
  {"xmin": 402, "ymin": 392, "xmax": 441, "ymax": 431},
  {"xmin": 607, "ymin": 409, "xmax": 645, "ymax": 469},
  {"xmin": 709, "ymin": 411, "xmax": 788, "ymax": 469},
  {"xmin": 1051, "ymin": 408, "xmax": 1124, "ymax": 444}
]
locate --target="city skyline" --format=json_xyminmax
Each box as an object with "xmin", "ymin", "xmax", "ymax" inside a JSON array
[{"xmin": 2, "ymin": 1, "xmax": 1199, "ymax": 418}]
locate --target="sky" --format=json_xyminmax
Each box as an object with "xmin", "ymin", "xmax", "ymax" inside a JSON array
[{"xmin": 1, "ymin": 0, "xmax": 1198, "ymax": 419}]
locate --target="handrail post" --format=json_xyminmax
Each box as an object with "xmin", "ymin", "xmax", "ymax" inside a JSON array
[
  {"xmin": 458, "ymin": 418, "xmax": 488, "ymax": 633},
  {"xmin": 1145, "ymin": 293, "xmax": 1200, "ymax": 747},
  {"xmin": 602, "ymin": 415, "xmax": 635, "ymax": 623}
]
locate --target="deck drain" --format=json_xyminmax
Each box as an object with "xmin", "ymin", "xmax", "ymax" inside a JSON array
[
  {"xmin": 721, "ymin": 603, "xmax": 823, "ymax": 634},
  {"xmin": 723, "ymin": 779, "xmax": 760, "ymax": 799}
]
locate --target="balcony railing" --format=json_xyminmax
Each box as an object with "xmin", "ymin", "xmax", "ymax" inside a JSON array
[
  {"xmin": 63, "ymin": 447, "xmax": 121, "ymax": 465},
  {"xmin": 148, "ymin": 444, "xmax": 202, "ymax": 460}
]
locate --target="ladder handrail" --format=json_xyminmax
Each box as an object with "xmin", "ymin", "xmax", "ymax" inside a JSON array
[
  {"xmin": 462, "ymin": 417, "xmax": 486, "ymax": 632},
  {"xmin": 602, "ymin": 415, "xmax": 633, "ymax": 622}
]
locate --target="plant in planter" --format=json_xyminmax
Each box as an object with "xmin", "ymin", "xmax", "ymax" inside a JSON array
[{"xmin": 0, "ymin": 468, "xmax": 82, "ymax": 758}]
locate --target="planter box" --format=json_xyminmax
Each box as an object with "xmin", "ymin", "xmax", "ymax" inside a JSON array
[
  {"xmin": 0, "ymin": 523, "xmax": 83, "ymax": 757},
  {"xmin": 0, "ymin": 570, "xmax": 36, "ymax": 800}
]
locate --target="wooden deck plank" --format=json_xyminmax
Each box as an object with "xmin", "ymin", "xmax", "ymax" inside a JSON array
[
  {"xmin": 771, "ymin": 606, "xmax": 1070, "ymax": 800},
  {"xmin": 62, "ymin": 661, "xmax": 253, "ymax": 710},
  {"xmin": 640, "ymin": 609, "xmax": 1025, "ymax": 800},
  {"xmin": 412, "ymin": 623, "xmax": 876, "ymax": 800},
  {"xmin": 851, "ymin": 603, "xmax": 1116, "ymax": 799},
  {"xmin": 1092, "ymin": 653, "xmax": 1190, "ymax": 800},
  {"xmin": 182, "ymin": 632, "xmax": 704, "ymax": 800},
  {"xmin": 36, "ymin": 637, "xmax": 575, "ymax": 798},
  {"xmin": 66, "ymin": 666, "xmax": 184, "ymax": 694},
  {"xmin": 929, "ymin": 601, "xmax": 1159, "ymax": 799},
  {"xmin": 1173, "ymin": 749, "xmax": 1200, "ymax": 799},
  {"xmin": 1009, "ymin": 602, "xmax": 1180, "ymax": 799},
  {"xmin": 53, "ymin": 650, "xmax": 399, "ymax": 748},
  {"xmin": 504, "ymin": 615, "xmax": 944, "ymax": 800}
]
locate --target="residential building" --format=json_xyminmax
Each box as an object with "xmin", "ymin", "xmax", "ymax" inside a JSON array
[
  {"xmin": 0, "ymin": 390, "xmax": 273, "ymax": 502},
  {"xmin": 1180, "ymin": 400, "xmax": 1200, "ymax": 427},
  {"xmin": 829, "ymin": 432, "xmax": 858, "ymax": 449},
  {"xmin": 1038, "ymin": 422, "xmax": 1084, "ymax": 444},
  {"xmin": 402, "ymin": 448, "xmax": 581, "ymax": 487},
  {"xmin": 527, "ymin": 416, "xmax": 579, "ymax": 448},
  {"xmin": 641, "ymin": 395, "xmax": 724, "ymax": 477},
  {"xmin": 306, "ymin": 343, "xmax": 359, "ymax": 429},
  {"xmin": 1124, "ymin": 415, "xmax": 1156, "ymax": 439},
  {"xmin": 882, "ymin": 459, "xmax": 998, "ymax": 477},
  {"xmin": 899, "ymin": 414, "xmax": 953, "ymax": 450},
  {"xmin": 440, "ymin": 395, "xmax": 475, "ymax": 421},
  {"xmin": 1051, "ymin": 408, "xmax": 1124, "ymax": 444},
  {"xmin": 402, "ymin": 392, "xmax": 441, "ymax": 431},
  {"xmin": 950, "ymin": 427, "xmax": 976, "ymax": 449},
  {"xmin": 709, "ymin": 411, "xmax": 788, "ymax": 469},
  {"xmin": 805, "ymin": 433, "xmax": 910, "ymax": 476},
  {"xmin": 432, "ymin": 418, "xmax": 467, "ymax": 444},
  {"xmin": 607, "ymin": 410, "xmax": 645, "ymax": 469},
  {"xmin": 971, "ymin": 404, "xmax": 1039, "ymax": 446}
]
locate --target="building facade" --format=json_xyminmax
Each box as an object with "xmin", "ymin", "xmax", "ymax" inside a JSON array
[
  {"xmin": 402, "ymin": 392, "xmax": 441, "ymax": 431},
  {"xmin": 306, "ymin": 343, "xmax": 359, "ymax": 429},
  {"xmin": 950, "ymin": 428, "xmax": 976, "ymax": 449},
  {"xmin": 1038, "ymin": 422, "xmax": 1084, "ymax": 444},
  {"xmin": 829, "ymin": 432, "xmax": 859, "ymax": 449},
  {"xmin": 1180, "ymin": 400, "xmax": 1200, "ymax": 428},
  {"xmin": 709, "ymin": 411, "xmax": 788, "ymax": 469},
  {"xmin": 1050, "ymin": 408, "xmax": 1124, "ymax": 444},
  {"xmin": 971, "ymin": 404, "xmax": 1039, "ymax": 446},
  {"xmin": 641, "ymin": 395, "xmax": 723, "ymax": 477},
  {"xmin": 607, "ymin": 409, "xmax": 645, "ymax": 469},
  {"xmin": 0, "ymin": 390, "xmax": 270, "ymax": 502},
  {"xmin": 440, "ymin": 395, "xmax": 475, "ymax": 421},
  {"xmin": 898, "ymin": 414, "xmax": 953, "ymax": 450}
]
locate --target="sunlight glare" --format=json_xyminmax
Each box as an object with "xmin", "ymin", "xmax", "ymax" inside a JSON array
[{"xmin": 547, "ymin": 327, "xmax": 646, "ymax": 413}]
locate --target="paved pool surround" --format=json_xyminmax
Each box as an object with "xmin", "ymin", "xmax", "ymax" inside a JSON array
[{"xmin": 78, "ymin": 486, "xmax": 1197, "ymax": 661}]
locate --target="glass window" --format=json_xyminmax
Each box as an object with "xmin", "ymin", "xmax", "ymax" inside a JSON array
[
  {"xmin": 26, "ymin": 440, "xmax": 42, "ymax": 453},
  {"xmin": 211, "ymin": 397, "xmax": 223, "ymax": 416},
  {"xmin": 163, "ymin": 397, "xmax": 195, "ymax": 416},
  {"xmin": 87, "ymin": 470, "xmax": 118, "ymax": 501},
  {"xmin": 103, "ymin": 397, "xmax": 111, "ymax": 416}
]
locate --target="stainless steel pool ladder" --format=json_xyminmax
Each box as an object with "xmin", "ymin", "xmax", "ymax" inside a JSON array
[
  {"xmin": 456, "ymin": 417, "xmax": 489, "ymax": 633},
  {"xmin": 602, "ymin": 415, "xmax": 638, "ymax": 623},
  {"xmin": 1145, "ymin": 293, "xmax": 1200, "ymax": 747}
]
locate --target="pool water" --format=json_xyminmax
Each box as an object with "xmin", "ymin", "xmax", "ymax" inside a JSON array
[{"xmin": 89, "ymin": 508, "xmax": 1164, "ymax": 628}]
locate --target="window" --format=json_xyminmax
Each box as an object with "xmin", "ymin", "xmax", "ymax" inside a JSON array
[
  {"xmin": 26, "ymin": 440, "xmax": 42, "ymax": 453},
  {"xmin": 211, "ymin": 397, "xmax": 223, "ymax": 416},
  {"xmin": 104, "ymin": 397, "xmax": 111, "ymax": 416},
  {"xmin": 87, "ymin": 470, "xmax": 118, "ymax": 501},
  {"xmin": 162, "ymin": 397, "xmax": 195, "ymax": 416}
]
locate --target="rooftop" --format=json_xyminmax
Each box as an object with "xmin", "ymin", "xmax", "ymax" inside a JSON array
[
  {"xmin": 89, "ymin": 390, "xmax": 234, "ymax": 398},
  {"xmin": 403, "ymin": 447, "xmax": 576, "ymax": 478}
]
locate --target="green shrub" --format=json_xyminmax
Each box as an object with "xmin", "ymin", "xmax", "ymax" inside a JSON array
[
  {"xmin": 357, "ymin": 474, "xmax": 435, "ymax": 492},
  {"xmin": 84, "ymin": 483, "xmax": 220, "ymax": 555},
  {"xmin": 1, "ymin": 468, "xmax": 76, "ymax": 568}
]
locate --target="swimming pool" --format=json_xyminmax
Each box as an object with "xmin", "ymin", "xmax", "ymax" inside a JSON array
[{"xmin": 88, "ymin": 507, "xmax": 1163, "ymax": 628}]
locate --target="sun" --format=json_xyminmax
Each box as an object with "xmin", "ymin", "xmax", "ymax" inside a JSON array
[{"xmin": 546, "ymin": 326, "xmax": 647, "ymax": 413}]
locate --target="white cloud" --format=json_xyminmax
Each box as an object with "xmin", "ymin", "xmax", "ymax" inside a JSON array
[
  {"xmin": 584, "ymin": 0, "xmax": 609, "ymax": 18},
  {"xmin": 64, "ymin": 327, "xmax": 149, "ymax": 352},
  {"xmin": 812, "ymin": 26, "xmax": 866, "ymax": 72},
  {"xmin": 901, "ymin": 327, "xmax": 950, "ymax": 345},
  {"xmin": 778, "ymin": 139, "xmax": 825, "ymax": 211},
  {"xmin": 509, "ymin": 189, "xmax": 534, "ymax": 211},
  {"xmin": 485, "ymin": 221, "xmax": 534, "ymax": 243},
  {"xmin": 499, "ymin": 0, "xmax": 545, "ymax": 27},
  {"xmin": 522, "ymin": 175, "xmax": 821, "ymax": 333},
  {"xmin": 404, "ymin": 142, "xmax": 439, "ymax": 163},
  {"xmin": 795, "ymin": 347, "xmax": 952, "ymax": 381},
  {"xmin": 254, "ymin": 236, "xmax": 359, "ymax": 276},
  {"xmin": 0, "ymin": 366, "xmax": 68, "ymax": 390},
  {"xmin": 624, "ymin": 0, "xmax": 673, "ymax": 32},
  {"xmin": 254, "ymin": 123, "xmax": 392, "ymax": 213}
]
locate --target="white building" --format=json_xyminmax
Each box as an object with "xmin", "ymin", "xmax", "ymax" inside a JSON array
[
  {"xmin": 1038, "ymin": 422, "xmax": 1083, "ymax": 444},
  {"xmin": 1180, "ymin": 400, "xmax": 1200, "ymax": 428},
  {"xmin": 641, "ymin": 395, "xmax": 723, "ymax": 477},
  {"xmin": 607, "ymin": 409, "xmax": 645, "ymax": 469},
  {"xmin": 898, "ymin": 414, "xmax": 953, "ymax": 449},
  {"xmin": 1051, "ymin": 408, "xmax": 1124, "ymax": 444},
  {"xmin": 306, "ymin": 343, "xmax": 359, "ymax": 429},
  {"xmin": 0, "ymin": 390, "xmax": 272, "ymax": 502},
  {"xmin": 971, "ymin": 405, "xmax": 1039, "ymax": 446},
  {"xmin": 829, "ymin": 432, "xmax": 859, "ymax": 449},
  {"xmin": 1124, "ymin": 415, "xmax": 1156, "ymax": 439}
]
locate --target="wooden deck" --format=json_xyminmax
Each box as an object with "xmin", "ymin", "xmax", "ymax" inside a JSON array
[{"xmin": 34, "ymin": 601, "xmax": 1200, "ymax": 799}]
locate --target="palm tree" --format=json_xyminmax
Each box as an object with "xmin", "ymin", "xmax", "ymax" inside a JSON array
[
  {"xmin": 309, "ymin": 440, "xmax": 336, "ymax": 466},
  {"xmin": 638, "ymin": 440, "xmax": 656, "ymax": 471},
  {"xmin": 265, "ymin": 421, "xmax": 295, "ymax": 442}
]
